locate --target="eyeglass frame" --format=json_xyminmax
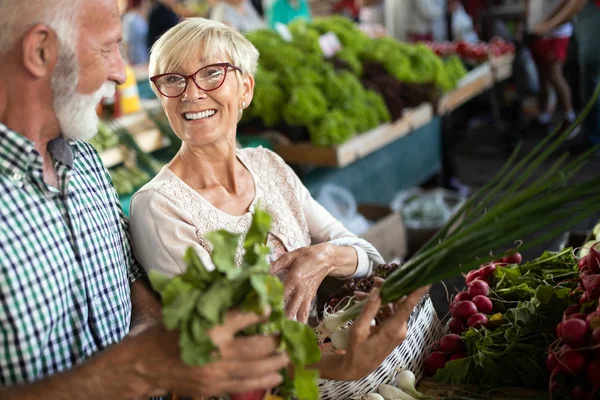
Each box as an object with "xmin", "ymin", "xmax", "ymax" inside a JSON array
[{"xmin": 150, "ymin": 62, "xmax": 243, "ymax": 98}]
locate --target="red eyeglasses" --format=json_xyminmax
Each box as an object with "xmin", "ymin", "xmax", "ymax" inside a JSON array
[{"xmin": 150, "ymin": 62, "xmax": 242, "ymax": 98}]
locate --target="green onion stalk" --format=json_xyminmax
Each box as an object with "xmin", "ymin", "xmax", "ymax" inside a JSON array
[{"xmin": 322, "ymin": 84, "xmax": 600, "ymax": 332}]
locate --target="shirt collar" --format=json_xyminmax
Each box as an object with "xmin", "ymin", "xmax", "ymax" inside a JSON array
[{"xmin": 0, "ymin": 122, "xmax": 77, "ymax": 177}]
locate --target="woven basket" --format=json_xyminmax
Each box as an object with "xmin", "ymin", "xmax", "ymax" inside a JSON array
[{"xmin": 317, "ymin": 295, "xmax": 443, "ymax": 400}]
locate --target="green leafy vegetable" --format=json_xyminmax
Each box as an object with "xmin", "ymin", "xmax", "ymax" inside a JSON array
[{"xmin": 149, "ymin": 207, "xmax": 321, "ymax": 400}]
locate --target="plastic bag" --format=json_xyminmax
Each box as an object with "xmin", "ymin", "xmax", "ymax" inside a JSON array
[
  {"xmin": 316, "ymin": 184, "xmax": 371, "ymax": 235},
  {"xmin": 391, "ymin": 187, "xmax": 466, "ymax": 230}
]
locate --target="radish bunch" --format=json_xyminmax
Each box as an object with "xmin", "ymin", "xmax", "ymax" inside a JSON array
[
  {"xmin": 547, "ymin": 249, "xmax": 600, "ymax": 400},
  {"xmin": 424, "ymin": 333, "xmax": 466, "ymax": 375}
]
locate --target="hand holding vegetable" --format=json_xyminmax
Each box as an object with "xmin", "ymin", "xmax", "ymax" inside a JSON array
[
  {"xmin": 318, "ymin": 286, "xmax": 430, "ymax": 381},
  {"xmin": 134, "ymin": 309, "xmax": 289, "ymax": 398},
  {"xmin": 271, "ymin": 243, "xmax": 358, "ymax": 322}
]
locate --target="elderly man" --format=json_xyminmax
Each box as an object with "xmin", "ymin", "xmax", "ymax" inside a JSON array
[{"xmin": 0, "ymin": 0, "xmax": 289, "ymax": 397}]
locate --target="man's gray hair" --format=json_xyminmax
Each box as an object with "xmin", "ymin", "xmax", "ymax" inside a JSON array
[{"xmin": 0, "ymin": 0, "xmax": 82, "ymax": 54}]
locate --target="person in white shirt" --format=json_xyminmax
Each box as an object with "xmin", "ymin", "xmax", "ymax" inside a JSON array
[
  {"xmin": 526, "ymin": 0, "xmax": 586, "ymax": 131},
  {"xmin": 384, "ymin": 0, "xmax": 445, "ymax": 42},
  {"xmin": 209, "ymin": 0, "xmax": 266, "ymax": 33},
  {"xmin": 130, "ymin": 18, "xmax": 430, "ymax": 383}
]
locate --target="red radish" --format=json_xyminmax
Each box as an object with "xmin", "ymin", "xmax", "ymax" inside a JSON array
[
  {"xmin": 563, "ymin": 304, "xmax": 580, "ymax": 318},
  {"xmin": 556, "ymin": 350, "xmax": 586, "ymax": 374},
  {"xmin": 579, "ymin": 292, "xmax": 589, "ymax": 305},
  {"xmin": 565, "ymin": 313, "xmax": 587, "ymax": 321},
  {"xmin": 448, "ymin": 317, "xmax": 466, "ymax": 334},
  {"xmin": 587, "ymin": 311, "xmax": 600, "ymax": 329},
  {"xmin": 471, "ymin": 295, "xmax": 493, "ymax": 314},
  {"xmin": 561, "ymin": 319, "xmax": 588, "ymax": 347},
  {"xmin": 546, "ymin": 353, "xmax": 558, "ymax": 372},
  {"xmin": 230, "ymin": 390, "xmax": 266, "ymax": 400},
  {"xmin": 468, "ymin": 280, "xmax": 490, "ymax": 298},
  {"xmin": 467, "ymin": 313, "xmax": 488, "ymax": 329},
  {"xmin": 581, "ymin": 275, "xmax": 600, "ymax": 300},
  {"xmin": 453, "ymin": 291, "xmax": 471, "ymax": 304},
  {"xmin": 438, "ymin": 334, "xmax": 464, "ymax": 354},
  {"xmin": 479, "ymin": 264, "xmax": 496, "ymax": 277},
  {"xmin": 449, "ymin": 352, "xmax": 467, "ymax": 361},
  {"xmin": 571, "ymin": 385, "xmax": 593, "ymax": 400},
  {"xmin": 556, "ymin": 322, "xmax": 564, "ymax": 338},
  {"xmin": 452, "ymin": 301, "xmax": 478, "ymax": 320},
  {"xmin": 465, "ymin": 270, "xmax": 480, "ymax": 284},
  {"xmin": 581, "ymin": 269, "xmax": 592, "ymax": 278},
  {"xmin": 425, "ymin": 351, "xmax": 448, "ymax": 375},
  {"xmin": 578, "ymin": 256, "xmax": 588, "ymax": 270},
  {"xmin": 585, "ymin": 242, "xmax": 600, "ymax": 274},
  {"xmin": 502, "ymin": 252, "xmax": 522, "ymax": 264},
  {"xmin": 592, "ymin": 327, "xmax": 600, "ymax": 344},
  {"xmin": 550, "ymin": 380, "xmax": 561, "ymax": 393},
  {"xmin": 586, "ymin": 359, "xmax": 600, "ymax": 383}
]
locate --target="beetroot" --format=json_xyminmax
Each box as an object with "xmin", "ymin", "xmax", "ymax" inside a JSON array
[
  {"xmin": 586, "ymin": 311, "xmax": 600, "ymax": 330},
  {"xmin": 453, "ymin": 291, "xmax": 471, "ymax": 304},
  {"xmin": 449, "ymin": 352, "xmax": 467, "ymax": 361},
  {"xmin": 580, "ymin": 269, "xmax": 592, "ymax": 278},
  {"xmin": 502, "ymin": 252, "xmax": 522, "ymax": 264},
  {"xmin": 546, "ymin": 353, "xmax": 557, "ymax": 372},
  {"xmin": 550, "ymin": 380, "xmax": 561, "ymax": 393},
  {"xmin": 230, "ymin": 390, "xmax": 266, "ymax": 400},
  {"xmin": 438, "ymin": 334, "xmax": 464, "ymax": 354},
  {"xmin": 471, "ymin": 295, "xmax": 493, "ymax": 314},
  {"xmin": 579, "ymin": 292, "xmax": 589, "ymax": 305},
  {"xmin": 448, "ymin": 317, "xmax": 466, "ymax": 334},
  {"xmin": 561, "ymin": 319, "xmax": 588, "ymax": 347},
  {"xmin": 556, "ymin": 350, "xmax": 586, "ymax": 374},
  {"xmin": 452, "ymin": 301, "xmax": 478, "ymax": 320},
  {"xmin": 468, "ymin": 280, "xmax": 490, "ymax": 298},
  {"xmin": 581, "ymin": 274, "xmax": 600, "ymax": 300},
  {"xmin": 592, "ymin": 327, "xmax": 600, "ymax": 344},
  {"xmin": 425, "ymin": 351, "xmax": 448, "ymax": 375},
  {"xmin": 467, "ymin": 313, "xmax": 488, "ymax": 329}
]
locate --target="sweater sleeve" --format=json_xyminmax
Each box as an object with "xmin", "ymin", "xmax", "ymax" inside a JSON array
[{"xmin": 129, "ymin": 189, "xmax": 215, "ymax": 278}]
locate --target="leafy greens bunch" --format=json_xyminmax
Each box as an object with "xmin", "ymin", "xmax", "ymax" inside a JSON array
[
  {"xmin": 436, "ymin": 249, "xmax": 579, "ymax": 387},
  {"xmin": 149, "ymin": 208, "xmax": 321, "ymax": 400}
]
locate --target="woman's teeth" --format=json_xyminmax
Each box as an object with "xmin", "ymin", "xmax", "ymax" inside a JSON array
[{"xmin": 184, "ymin": 110, "xmax": 216, "ymax": 120}]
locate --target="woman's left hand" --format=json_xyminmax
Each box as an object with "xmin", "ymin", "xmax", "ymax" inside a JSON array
[{"xmin": 270, "ymin": 243, "xmax": 337, "ymax": 323}]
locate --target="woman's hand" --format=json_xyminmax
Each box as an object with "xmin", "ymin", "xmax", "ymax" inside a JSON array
[
  {"xmin": 317, "ymin": 285, "xmax": 430, "ymax": 381},
  {"xmin": 270, "ymin": 243, "xmax": 342, "ymax": 323}
]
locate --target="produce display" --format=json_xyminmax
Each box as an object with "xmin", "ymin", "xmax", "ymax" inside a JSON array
[
  {"xmin": 149, "ymin": 208, "xmax": 321, "ymax": 400},
  {"xmin": 424, "ymin": 37, "xmax": 515, "ymax": 64},
  {"xmin": 89, "ymin": 120, "xmax": 119, "ymax": 152},
  {"xmin": 242, "ymin": 16, "xmax": 467, "ymax": 146},
  {"xmin": 110, "ymin": 166, "xmax": 150, "ymax": 196}
]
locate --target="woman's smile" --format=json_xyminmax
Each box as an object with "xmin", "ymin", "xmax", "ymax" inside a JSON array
[{"xmin": 182, "ymin": 109, "xmax": 218, "ymax": 122}]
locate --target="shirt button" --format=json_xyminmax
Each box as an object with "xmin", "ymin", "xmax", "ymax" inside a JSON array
[{"xmin": 11, "ymin": 172, "xmax": 22, "ymax": 181}]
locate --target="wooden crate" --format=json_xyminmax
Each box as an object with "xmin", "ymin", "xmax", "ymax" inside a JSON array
[
  {"xmin": 490, "ymin": 53, "xmax": 515, "ymax": 83},
  {"xmin": 438, "ymin": 66, "xmax": 493, "ymax": 115},
  {"xmin": 273, "ymin": 103, "xmax": 433, "ymax": 167},
  {"xmin": 416, "ymin": 377, "xmax": 543, "ymax": 399}
]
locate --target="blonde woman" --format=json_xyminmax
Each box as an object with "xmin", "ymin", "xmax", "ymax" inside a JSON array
[{"xmin": 130, "ymin": 18, "xmax": 428, "ymax": 382}]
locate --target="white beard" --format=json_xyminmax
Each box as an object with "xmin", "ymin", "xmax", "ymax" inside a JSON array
[{"xmin": 51, "ymin": 42, "xmax": 116, "ymax": 141}]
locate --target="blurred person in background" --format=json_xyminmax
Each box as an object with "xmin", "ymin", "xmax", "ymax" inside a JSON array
[
  {"xmin": 264, "ymin": 0, "xmax": 311, "ymax": 29},
  {"xmin": 148, "ymin": 0, "xmax": 181, "ymax": 51},
  {"xmin": 525, "ymin": 0, "xmax": 586, "ymax": 134},
  {"xmin": 384, "ymin": 0, "xmax": 445, "ymax": 42},
  {"xmin": 573, "ymin": 0, "xmax": 600, "ymax": 149},
  {"xmin": 209, "ymin": 0, "xmax": 266, "ymax": 33},
  {"xmin": 123, "ymin": 0, "xmax": 150, "ymax": 65}
]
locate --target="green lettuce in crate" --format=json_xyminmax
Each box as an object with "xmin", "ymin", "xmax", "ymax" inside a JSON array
[{"xmin": 149, "ymin": 207, "xmax": 321, "ymax": 400}]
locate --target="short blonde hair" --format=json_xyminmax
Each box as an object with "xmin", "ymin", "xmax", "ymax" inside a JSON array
[{"xmin": 148, "ymin": 18, "xmax": 259, "ymax": 97}]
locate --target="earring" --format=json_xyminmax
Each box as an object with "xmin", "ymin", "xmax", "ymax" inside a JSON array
[{"xmin": 241, "ymin": 101, "xmax": 247, "ymax": 108}]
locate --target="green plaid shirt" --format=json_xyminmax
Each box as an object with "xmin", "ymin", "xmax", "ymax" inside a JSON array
[{"xmin": 0, "ymin": 123, "xmax": 143, "ymax": 385}]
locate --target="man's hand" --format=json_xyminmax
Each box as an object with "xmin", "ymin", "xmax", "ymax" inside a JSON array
[
  {"xmin": 317, "ymin": 285, "xmax": 430, "ymax": 381},
  {"xmin": 143, "ymin": 309, "xmax": 290, "ymax": 397},
  {"xmin": 270, "ymin": 243, "xmax": 338, "ymax": 323}
]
